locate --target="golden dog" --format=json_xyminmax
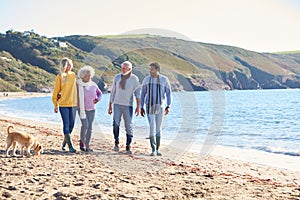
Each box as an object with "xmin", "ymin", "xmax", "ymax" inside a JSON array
[{"xmin": 5, "ymin": 125, "xmax": 43, "ymax": 157}]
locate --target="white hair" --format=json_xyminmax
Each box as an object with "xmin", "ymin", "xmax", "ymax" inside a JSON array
[
  {"xmin": 121, "ymin": 61, "xmax": 132, "ymax": 69},
  {"xmin": 78, "ymin": 65, "xmax": 95, "ymax": 79}
]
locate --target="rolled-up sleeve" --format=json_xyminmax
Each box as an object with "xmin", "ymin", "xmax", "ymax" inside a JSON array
[
  {"xmin": 165, "ymin": 78, "xmax": 172, "ymax": 107},
  {"xmin": 96, "ymin": 86, "xmax": 102, "ymax": 101},
  {"xmin": 52, "ymin": 75, "xmax": 61, "ymax": 107},
  {"xmin": 134, "ymin": 81, "xmax": 141, "ymax": 99},
  {"xmin": 140, "ymin": 79, "xmax": 148, "ymax": 109},
  {"xmin": 109, "ymin": 77, "xmax": 117, "ymax": 103}
]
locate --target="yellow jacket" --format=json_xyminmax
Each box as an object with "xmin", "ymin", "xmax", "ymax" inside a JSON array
[{"xmin": 52, "ymin": 72, "xmax": 78, "ymax": 107}]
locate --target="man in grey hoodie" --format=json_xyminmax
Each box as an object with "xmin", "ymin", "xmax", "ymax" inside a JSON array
[{"xmin": 108, "ymin": 61, "xmax": 140, "ymax": 154}]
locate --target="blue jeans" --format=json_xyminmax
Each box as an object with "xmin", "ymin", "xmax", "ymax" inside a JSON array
[
  {"xmin": 113, "ymin": 104, "xmax": 133, "ymax": 146},
  {"xmin": 147, "ymin": 108, "xmax": 164, "ymax": 137},
  {"xmin": 59, "ymin": 107, "xmax": 77, "ymax": 135},
  {"xmin": 80, "ymin": 110, "xmax": 95, "ymax": 149}
]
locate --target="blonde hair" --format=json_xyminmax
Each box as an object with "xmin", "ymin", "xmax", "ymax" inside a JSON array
[
  {"xmin": 60, "ymin": 57, "xmax": 73, "ymax": 83},
  {"xmin": 78, "ymin": 65, "xmax": 95, "ymax": 79},
  {"xmin": 60, "ymin": 57, "xmax": 73, "ymax": 73}
]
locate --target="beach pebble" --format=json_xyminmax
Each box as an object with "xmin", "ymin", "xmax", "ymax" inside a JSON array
[
  {"xmin": 196, "ymin": 181, "xmax": 203, "ymax": 185},
  {"xmin": 2, "ymin": 191, "xmax": 12, "ymax": 198},
  {"xmin": 194, "ymin": 191, "xmax": 205, "ymax": 197},
  {"xmin": 62, "ymin": 183, "xmax": 70, "ymax": 187},
  {"xmin": 36, "ymin": 173, "xmax": 47, "ymax": 176},
  {"xmin": 120, "ymin": 179, "xmax": 130, "ymax": 183},
  {"xmin": 203, "ymin": 174, "xmax": 214, "ymax": 179},
  {"xmin": 118, "ymin": 194, "xmax": 128, "ymax": 198},
  {"xmin": 37, "ymin": 189, "xmax": 44, "ymax": 193},
  {"xmin": 8, "ymin": 185, "xmax": 17, "ymax": 190},
  {"xmin": 90, "ymin": 194, "xmax": 103, "ymax": 199},
  {"xmin": 53, "ymin": 191, "xmax": 70, "ymax": 198},
  {"xmin": 149, "ymin": 185, "xmax": 162, "ymax": 190},
  {"xmin": 74, "ymin": 182, "xmax": 84, "ymax": 186},
  {"xmin": 26, "ymin": 178, "xmax": 35, "ymax": 183},
  {"xmin": 92, "ymin": 183, "xmax": 101, "ymax": 189}
]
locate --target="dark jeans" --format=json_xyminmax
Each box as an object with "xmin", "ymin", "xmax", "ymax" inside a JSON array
[
  {"xmin": 59, "ymin": 107, "xmax": 77, "ymax": 135},
  {"xmin": 113, "ymin": 104, "xmax": 133, "ymax": 146}
]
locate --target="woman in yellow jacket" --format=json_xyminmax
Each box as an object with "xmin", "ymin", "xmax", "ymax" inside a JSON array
[{"xmin": 52, "ymin": 57, "xmax": 78, "ymax": 153}]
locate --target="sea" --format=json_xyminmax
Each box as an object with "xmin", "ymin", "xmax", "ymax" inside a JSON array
[{"xmin": 0, "ymin": 89, "xmax": 299, "ymax": 171}]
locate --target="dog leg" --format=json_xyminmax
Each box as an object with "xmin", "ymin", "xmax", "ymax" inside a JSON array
[
  {"xmin": 26, "ymin": 147, "xmax": 31, "ymax": 157},
  {"xmin": 35, "ymin": 145, "xmax": 43, "ymax": 155},
  {"xmin": 5, "ymin": 141, "xmax": 12, "ymax": 157},
  {"xmin": 12, "ymin": 142, "xmax": 17, "ymax": 157},
  {"xmin": 21, "ymin": 146, "xmax": 25, "ymax": 157}
]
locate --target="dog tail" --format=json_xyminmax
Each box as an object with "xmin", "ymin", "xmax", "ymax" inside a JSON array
[{"xmin": 7, "ymin": 125, "xmax": 14, "ymax": 134}]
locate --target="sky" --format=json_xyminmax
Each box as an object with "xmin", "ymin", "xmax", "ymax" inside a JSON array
[{"xmin": 0, "ymin": 0, "xmax": 299, "ymax": 53}]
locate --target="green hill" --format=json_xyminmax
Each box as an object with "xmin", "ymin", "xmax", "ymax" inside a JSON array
[
  {"xmin": 0, "ymin": 30, "xmax": 300, "ymax": 92},
  {"xmin": 0, "ymin": 51, "xmax": 55, "ymax": 92}
]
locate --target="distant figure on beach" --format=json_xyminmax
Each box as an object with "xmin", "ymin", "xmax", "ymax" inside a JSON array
[
  {"xmin": 140, "ymin": 62, "xmax": 172, "ymax": 156},
  {"xmin": 52, "ymin": 57, "xmax": 78, "ymax": 153},
  {"xmin": 77, "ymin": 66, "xmax": 102, "ymax": 152},
  {"xmin": 108, "ymin": 61, "xmax": 140, "ymax": 154}
]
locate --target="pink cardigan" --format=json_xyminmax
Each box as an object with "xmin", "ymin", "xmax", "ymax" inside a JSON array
[{"xmin": 80, "ymin": 85, "xmax": 102, "ymax": 110}]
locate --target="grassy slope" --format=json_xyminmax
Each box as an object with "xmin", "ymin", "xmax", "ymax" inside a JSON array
[
  {"xmin": 0, "ymin": 51, "xmax": 55, "ymax": 92},
  {"xmin": 61, "ymin": 34, "xmax": 300, "ymax": 90},
  {"xmin": 1, "ymin": 31, "xmax": 300, "ymax": 92},
  {"xmin": 90, "ymin": 36, "xmax": 297, "ymax": 76}
]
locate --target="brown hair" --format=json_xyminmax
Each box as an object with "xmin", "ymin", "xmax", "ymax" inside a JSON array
[{"xmin": 150, "ymin": 62, "xmax": 160, "ymax": 71}]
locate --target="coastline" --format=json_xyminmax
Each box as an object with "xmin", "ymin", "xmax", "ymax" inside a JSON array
[
  {"xmin": 0, "ymin": 92, "xmax": 52, "ymax": 99},
  {"xmin": 0, "ymin": 114, "xmax": 300, "ymax": 199},
  {"xmin": 188, "ymin": 143, "xmax": 300, "ymax": 172}
]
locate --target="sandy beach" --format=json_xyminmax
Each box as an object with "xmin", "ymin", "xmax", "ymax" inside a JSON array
[{"xmin": 0, "ymin": 112, "xmax": 299, "ymax": 200}]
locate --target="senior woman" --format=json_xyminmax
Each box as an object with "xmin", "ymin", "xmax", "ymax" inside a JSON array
[{"xmin": 77, "ymin": 66, "xmax": 102, "ymax": 152}]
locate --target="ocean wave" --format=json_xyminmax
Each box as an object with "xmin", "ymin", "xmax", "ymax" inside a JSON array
[{"xmin": 255, "ymin": 146, "xmax": 300, "ymax": 157}]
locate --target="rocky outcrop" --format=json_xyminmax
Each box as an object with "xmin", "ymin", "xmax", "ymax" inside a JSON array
[{"xmin": 230, "ymin": 57, "xmax": 300, "ymax": 89}]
